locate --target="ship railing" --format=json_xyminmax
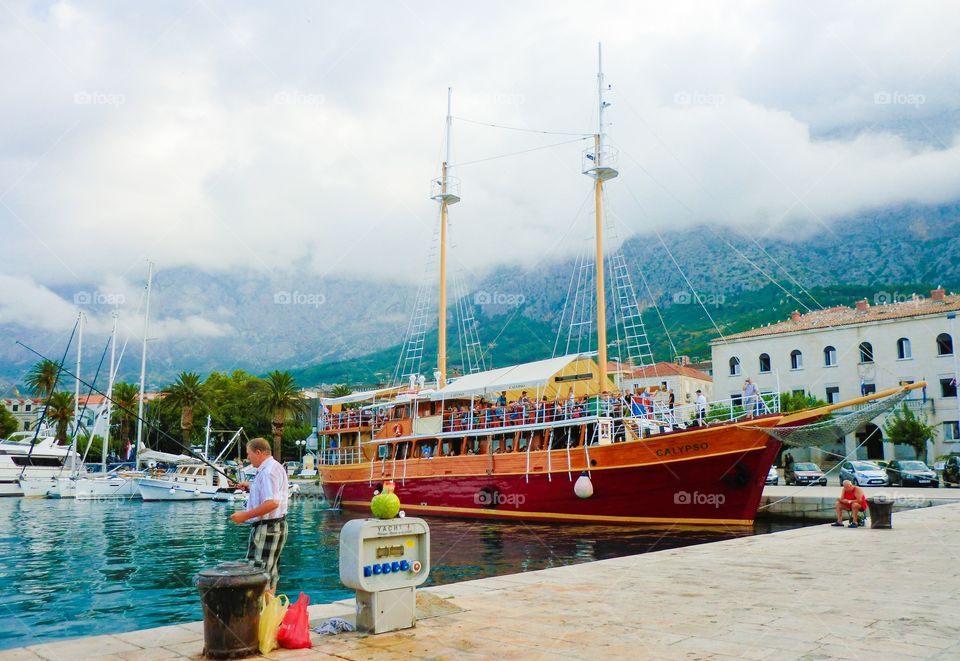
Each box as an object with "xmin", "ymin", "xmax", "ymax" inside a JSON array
[
  {"xmin": 317, "ymin": 447, "xmax": 364, "ymax": 466},
  {"xmin": 318, "ymin": 411, "xmax": 376, "ymax": 432}
]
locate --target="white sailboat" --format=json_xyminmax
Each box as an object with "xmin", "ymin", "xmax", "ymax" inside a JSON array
[{"xmin": 3, "ymin": 431, "xmax": 86, "ymax": 497}]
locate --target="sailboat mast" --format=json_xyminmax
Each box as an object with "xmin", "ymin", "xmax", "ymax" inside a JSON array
[
  {"xmin": 437, "ymin": 87, "xmax": 453, "ymax": 387},
  {"xmin": 594, "ymin": 43, "xmax": 609, "ymax": 391},
  {"xmin": 135, "ymin": 261, "xmax": 153, "ymax": 470},
  {"xmin": 73, "ymin": 312, "xmax": 83, "ymax": 440},
  {"xmin": 104, "ymin": 312, "xmax": 118, "ymax": 473}
]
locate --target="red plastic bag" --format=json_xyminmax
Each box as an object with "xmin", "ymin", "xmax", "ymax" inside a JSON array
[{"xmin": 277, "ymin": 591, "xmax": 312, "ymax": 649}]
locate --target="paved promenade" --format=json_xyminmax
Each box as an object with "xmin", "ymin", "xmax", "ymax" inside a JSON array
[
  {"xmin": 760, "ymin": 484, "xmax": 960, "ymax": 521},
  {"xmin": 4, "ymin": 503, "xmax": 958, "ymax": 660}
]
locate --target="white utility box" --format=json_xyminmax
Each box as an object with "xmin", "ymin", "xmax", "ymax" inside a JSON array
[{"xmin": 339, "ymin": 517, "xmax": 430, "ymax": 634}]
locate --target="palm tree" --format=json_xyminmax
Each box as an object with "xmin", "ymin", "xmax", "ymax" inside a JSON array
[
  {"xmin": 255, "ymin": 371, "xmax": 308, "ymax": 458},
  {"xmin": 162, "ymin": 372, "xmax": 206, "ymax": 447},
  {"xmin": 26, "ymin": 359, "xmax": 60, "ymax": 400},
  {"xmin": 112, "ymin": 383, "xmax": 140, "ymax": 445},
  {"xmin": 46, "ymin": 391, "xmax": 76, "ymax": 444},
  {"xmin": 329, "ymin": 384, "xmax": 352, "ymax": 398}
]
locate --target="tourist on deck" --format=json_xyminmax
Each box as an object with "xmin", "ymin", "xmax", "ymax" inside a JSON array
[
  {"xmin": 743, "ymin": 378, "xmax": 760, "ymax": 419},
  {"xmin": 833, "ymin": 480, "xmax": 867, "ymax": 528},
  {"xmin": 695, "ymin": 390, "xmax": 707, "ymax": 426},
  {"xmin": 496, "ymin": 391, "xmax": 507, "ymax": 406},
  {"xmin": 668, "ymin": 389, "xmax": 676, "ymax": 424},
  {"xmin": 230, "ymin": 437, "xmax": 289, "ymax": 596}
]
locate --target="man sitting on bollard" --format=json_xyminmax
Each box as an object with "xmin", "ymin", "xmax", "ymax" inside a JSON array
[
  {"xmin": 833, "ymin": 480, "xmax": 867, "ymax": 528},
  {"xmin": 230, "ymin": 437, "xmax": 289, "ymax": 595}
]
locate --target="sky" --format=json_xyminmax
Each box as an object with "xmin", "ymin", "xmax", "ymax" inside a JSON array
[{"xmin": 2, "ymin": 0, "xmax": 960, "ymax": 339}]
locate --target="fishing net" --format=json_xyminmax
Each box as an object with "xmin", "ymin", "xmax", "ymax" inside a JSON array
[{"xmin": 748, "ymin": 389, "xmax": 911, "ymax": 448}]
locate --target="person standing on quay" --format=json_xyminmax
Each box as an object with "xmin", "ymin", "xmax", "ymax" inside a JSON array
[{"xmin": 230, "ymin": 437, "xmax": 289, "ymax": 595}]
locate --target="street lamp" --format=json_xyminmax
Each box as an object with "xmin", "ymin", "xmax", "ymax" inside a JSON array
[{"xmin": 295, "ymin": 439, "xmax": 306, "ymax": 463}]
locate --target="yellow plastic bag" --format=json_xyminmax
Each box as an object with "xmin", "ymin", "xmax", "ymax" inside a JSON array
[{"xmin": 258, "ymin": 593, "xmax": 289, "ymax": 654}]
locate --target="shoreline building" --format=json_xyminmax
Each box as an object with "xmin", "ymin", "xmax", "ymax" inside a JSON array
[{"xmin": 710, "ymin": 288, "xmax": 960, "ymax": 464}]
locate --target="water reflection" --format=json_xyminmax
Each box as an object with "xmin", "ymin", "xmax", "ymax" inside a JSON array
[{"xmin": 0, "ymin": 497, "xmax": 800, "ymax": 650}]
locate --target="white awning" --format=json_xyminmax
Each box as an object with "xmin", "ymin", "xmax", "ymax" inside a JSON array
[
  {"xmin": 320, "ymin": 386, "xmax": 401, "ymax": 406},
  {"xmin": 431, "ymin": 354, "xmax": 588, "ymax": 400}
]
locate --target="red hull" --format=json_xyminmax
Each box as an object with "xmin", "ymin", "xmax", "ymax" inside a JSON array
[{"xmin": 321, "ymin": 423, "xmax": 781, "ymax": 526}]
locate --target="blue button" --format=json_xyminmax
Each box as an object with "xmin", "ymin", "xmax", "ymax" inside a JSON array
[
  {"xmin": 363, "ymin": 566, "xmax": 372, "ymax": 577},
  {"xmin": 400, "ymin": 560, "xmax": 410, "ymax": 571},
  {"xmin": 391, "ymin": 561, "xmax": 400, "ymax": 573},
  {"xmin": 372, "ymin": 564, "xmax": 382, "ymax": 575},
  {"xmin": 382, "ymin": 563, "xmax": 392, "ymax": 574}
]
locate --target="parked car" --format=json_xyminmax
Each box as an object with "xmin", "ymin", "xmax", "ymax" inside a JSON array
[
  {"xmin": 943, "ymin": 455, "xmax": 960, "ymax": 488},
  {"xmin": 885, "ymin": 460, "xmax": 938, "ymax": 487},
  {"xmin": 765, "ymin": 465, "xmax": 779, "ymax": 486},
  {"xmin": 838, "ymin": 461, "xmax": 888, "ymax": 486},
  {"xmin": 784, "ymin": 462, "xmax": 828, "ymax": 486}
]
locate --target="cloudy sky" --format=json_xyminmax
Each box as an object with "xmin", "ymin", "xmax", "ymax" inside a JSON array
[{"xmin": 2, "ymin": 0, "xmax": 959, "ymax": 338}]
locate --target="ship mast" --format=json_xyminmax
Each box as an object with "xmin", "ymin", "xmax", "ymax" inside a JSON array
[
  {"xmin": 432, "ymin": 88, "xmax": 460, "ymax": 388},
  {"xmin": 584, "ymin": 42, "xmax": 618, "ymax": 392},
  {"xmin": 134, "ymin": 261, "xmax": 153, "ymax": 470}
]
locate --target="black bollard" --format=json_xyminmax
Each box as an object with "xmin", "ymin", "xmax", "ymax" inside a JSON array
[
  {"xmin": 196, "ymin": 561, "xmax": 270, "ymax": 659},
  {"xmin": 867, "ymin": 496, "xmax": 895, "ymax": 529}
]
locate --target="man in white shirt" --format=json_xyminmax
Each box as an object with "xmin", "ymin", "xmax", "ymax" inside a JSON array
[
  {"xmin": 742, "ymin": 378, "xmax": 760, "ymax": 420},
  {"xmin": 230, "ymin": 437, "xmax": 289, "ymax": 595},
  {"xmin": 695, "ymin": 390, "xmax": 708, "ymax": 426}
]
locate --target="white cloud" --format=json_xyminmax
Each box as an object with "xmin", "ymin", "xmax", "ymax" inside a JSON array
[{"xmin": 0, "ymin": 0, "xmax": 958, "ymax": 291}]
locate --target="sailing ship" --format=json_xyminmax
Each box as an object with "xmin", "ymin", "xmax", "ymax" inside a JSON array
[
  {"xmin": 4, "ymin": 431, "xmax": 87, "ymax": 497},
  {"xmin": 317, "ymin": 47, "xmax": 918, "ymax": 525}
]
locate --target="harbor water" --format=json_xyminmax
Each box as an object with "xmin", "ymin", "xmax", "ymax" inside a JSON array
[{"xmin": 0, "ymin": 496, "xmax": 803, "ymax": 650}]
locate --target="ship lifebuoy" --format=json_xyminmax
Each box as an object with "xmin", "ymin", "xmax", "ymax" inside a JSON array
[{"xmin": 393, "ymin": 423, "xmax": 403, "ymax": 437}]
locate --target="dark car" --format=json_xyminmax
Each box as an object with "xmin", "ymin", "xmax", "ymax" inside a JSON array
[
  {"xmin": 784, "ymin": 462, "xmax": 828, "ymax": 486},
  {"xmin": 944, "ymin": 455, "xmax": 960, "ymax": 488},
  {"xmin": 886, "ymin": 460, "xmax": 938, "ymax": 487}
]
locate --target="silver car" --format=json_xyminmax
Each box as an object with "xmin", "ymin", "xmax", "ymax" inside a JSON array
[{"xmin": 838, "ymin": 460, "xmax": 888, "ymax": 486}]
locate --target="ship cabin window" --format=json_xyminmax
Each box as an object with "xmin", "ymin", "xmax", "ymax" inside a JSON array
[
  {"xmin": 758, "ymin": 353, "xmax": 771, "ymax": 373},
  {"xmin": 416, "ymin": 440, "xmax": 437, "ymax": 458},
  {"xmin": 897, "ymin": 337, "xmax": 912, "ymax": 360},
  {"xmin": 937, "ymin": 333, "xmax": 953, "ymax": 356},
  {"xmin": 824, "ymin": 346, "xmax": 837, "ymax": 367},
  {"xmin": 790, "ymin": 350, "xmax": 803, "ymax": 370},
  {"xmin": 859, "ymin": 342, "xmax": 874, "ymax": 364},
  {"xmin": 729, "ymin": 357, "xmax": 741, "ymax": 376},
  {"xmin": 11, "ymin": 456, "xmax": 63, "ymax": 467}
]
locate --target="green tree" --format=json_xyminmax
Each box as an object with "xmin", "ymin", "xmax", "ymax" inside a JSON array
[
  {"xmin": 0, "ymin": 403, "xmax": 17, "ymax": 439},
  {"xmin": 329, "ymin": 384, "xmax": 352, "ymax": 397},
  {"xmin": 779, "ymin": 391, "xmax": 828, "ymax": 413},
  {"xmin": 162, "ymin": 372, "xmax": 206, "ymax": 447},
  {"xmin": 112, "ymin": 382, "xmax": 140, "ymax": 444},
  {"xmin": 254, "ymin": 371, "xmax": 308, "ymax": 458},
  {"xmin": 46, "ymin": 391, "xmax": 75, "ymax": 443},
  {"xmin": 883, "ymin": 403, "xmax": 936, "ymax": 463},
  {"xmin": 26, "ymin": 359, "xmax": 60, "ymax": 399}
]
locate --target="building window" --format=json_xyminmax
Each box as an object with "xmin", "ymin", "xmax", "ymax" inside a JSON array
[
  {"xmin": 942, "ymin": 377, "xmax": 958, "ymax": 398},
  {"xmin": 823, "ymin": 346, "xmax": 837, "ymax": 367},
  {"xmin": 25, "ymin": 404, "xmax": 32, "ymax": 412},
  {"xmin": 896, "ymin": 338, "xmax": 912, "ymax": 360},
  {"xmin": 861, "ymin": 382, "xmax": 877, "ymax": 396},
  {"xmin": 792, "ymin": 389, "xmax": 806, "ymax": 397},
  {"xmin": 859, "ymin": 342, "xmax": 874, "ymax": 363},
  {"xmin": 731, "ymin": 394, "xmax": 743, "ymax": 406},
  {"xmin": 729, "ymin": 357, "xmax": 741, "ymax": 376},
  {"xmin": 790, "ymin": 350, "xmax": 803, "ymax": 370},
  {"xmin": 945, "ymin": 421, "xmax": 960, "ymax": 441},
  {"xmin": 23, "ymin": 421, "xmax": 30, "ymax": 431},
  {"xmin": 825, "ymin": 386, "xmax": 840, "ymax": 404},
  {"xmin": 937, "ymin": 333, "xmax": 954, "ymax": 356},
  {"xmin": 759, "ymin": 353, "xmax": 771, "ymax": 373},
  {"xmin": 11, "ymin": 404, "xmax": 18, "ymax": 412}
]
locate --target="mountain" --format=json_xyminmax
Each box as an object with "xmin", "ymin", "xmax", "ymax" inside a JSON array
[{"xmin": 2, "ymin": 202, "xmax": 959, "ymax": 392}]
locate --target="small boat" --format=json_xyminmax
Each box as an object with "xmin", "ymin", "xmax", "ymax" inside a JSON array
[
  {"xmin": 138, "ymin": 462, "xmax": 232, "ymax": 501},
  {"xmin": 2, "ymin": 432, "xmax": 86, "ymax": 497}
]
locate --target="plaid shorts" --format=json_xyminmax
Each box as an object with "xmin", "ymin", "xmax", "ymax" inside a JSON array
[{"xmin": 246, "ymin": 518, "xmax": 288, "ymax": 591}]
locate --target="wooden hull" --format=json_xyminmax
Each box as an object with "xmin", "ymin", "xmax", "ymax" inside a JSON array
[{"xmin": 320, "ymin": 420, "xmax": 781, "ymax": 526}]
